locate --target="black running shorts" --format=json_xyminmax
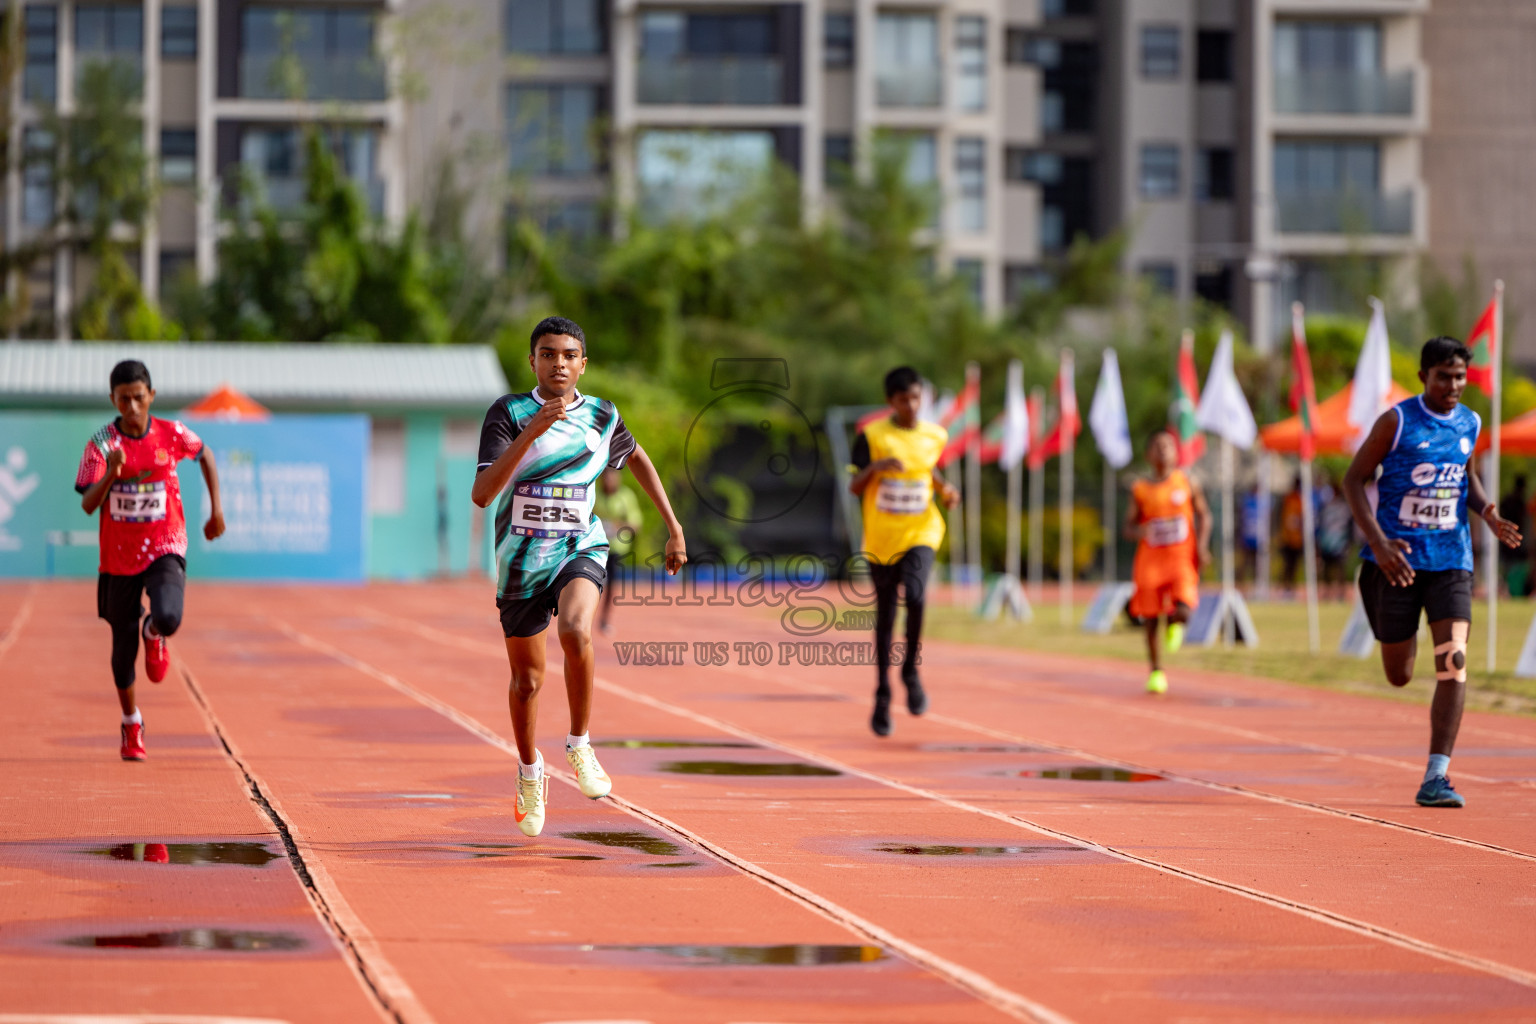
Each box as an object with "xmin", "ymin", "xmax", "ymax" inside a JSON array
[
  {"xmin": 497, "ymin": 557, "xmax": 607, "ymax": 638},
  {"xmin": 1358, "ymin": 561, "xmax": 1473, "ymax": 645}
]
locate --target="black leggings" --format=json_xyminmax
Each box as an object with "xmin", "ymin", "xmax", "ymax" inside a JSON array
[
  {"xmin": 97, "ymin": 555, "xmax": 186, "ymax": 689},
  {"xmin": 870, "ymin": 546, "xmax": 934, "ymax": 693}
]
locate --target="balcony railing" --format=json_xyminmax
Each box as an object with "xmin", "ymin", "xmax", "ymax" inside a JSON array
[
  {"xmin": 638, "ymin": 56, "xmax": 784, "ymax": 106},
  {"xmin": 876, "ymin": 67, "xmax": 942, "ymax": 108},
  {"xmin": 1275, "ymin": 189, "xmax": 1413, "ymax": 235},
  {"xmin": 244, "ymin": 175, "xmax": 385, "ymax": 217},
  {"xmin": 239, "ymin": 54, "xmax": 387, "ymax": 102},
  {"xmin": 1273, "ymin": 69, "xmax": 1415, "ymax": 117}
]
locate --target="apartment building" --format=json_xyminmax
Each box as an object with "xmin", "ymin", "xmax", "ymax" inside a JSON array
[{"xmin": 8, "ymin": 0, "xmax": 406, "ymax": 337}]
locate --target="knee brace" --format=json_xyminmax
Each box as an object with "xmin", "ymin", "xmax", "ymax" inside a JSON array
[{"xmin": 1434, "ymin": 622, "xmax": 1469, "ymax": 684}]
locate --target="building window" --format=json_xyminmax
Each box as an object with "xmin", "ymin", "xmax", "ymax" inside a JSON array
[
  {"xmin": 505, "ymin": 0, "xmax": 603, "ymax": 54},
  {"xmin": 1197, "ymin": 29, "xmax": 1232, "ymax": 83},
  {"xmin": 161, "ymin": 129, "xmax": 196, "ymax": 184},
  {"xmin": 1040, "ymin": 205, "xmax": 1064, "ymax": 250},
  {"xmin": 823, "ymin": 134, "xmax": 853, "ymax": 187},
  {"xmin": 507, "ymin": 84, "xmax": 600, "ymax": 177},
  {"xmin": 75, "ymin": 5, "xmax": 144, "ymax": 89},
  {"xmin": 22, "ymin": 129, "xmax": 54, "ymax": 226},
  {"xmin": 824, "ymin": 13, "xmax": 853, "ymax": 69},
  {"xmin": 370, "ymin": 418, "xmax": 406, "ymax": 515},
  {"xmin": 636, "ymin": 129, "xmax": 775, "ymax": 220},
  {"xmin": 162, "ymin": 6, "xmax": 198, "ymax": 58},
  {"xmin": 1006, "ymin": 29, "xmax": 1058, "ymax": 67},
  {"xmin": 638, "ymin": 11, "xmax": 784, "ymax": 106},
  {"xmin": 954, "ymin": 259, "xmax": 984, "ymax": 307},
  {"xmin": 159, "ymin": 249, "xmax": 195, "ymax": 288},
  {"xmin": 241, "ymin": 8, "xmax": 384, "ymax": 101},
  {"xmin": 1040, "ymin": 40, "xmax": 1096, "ymax": 133},
  {"xmin": 238, "ymin": 126, "xmax": 382, "ymax": 213},
  {"xmin": 1196, "ymin": 147, "xmax": 1233, "ymax": 201},
  {"xmin": 1141, "ymin": 262, "xmax": 1177, "ymax": 295},
  {"xmin": 1194, "ymin": 262, "xmax": 1233, "ymax": 308},
  {"xmin": 1274, "ymin": 141, "xmax": 1378, "ymax": 194},
  {"xmin": 1140, "ymin": 25, "xmax": 1179, "ymax": 79},
  {"xmin": 1139, "ymin": 144, "xmax": 1180, "ymax": 198},
  {"xmin": 876, "ymin": 13, "xmax": 940, "ymax": 108},
  {"xmin": 24, "ymin": 6, "xmax": 58, "ymax": 104},
  {"xmin": 510, "ymin": 200, "xmax": 601, "ymax": 239},
  {"xmin": 1005, "ymin": 264, "xmax": 1050, "ymax": 306},
  {"xmin": 1274, "ymin": 20, "xmax": 1380, "ymax": 74},
  {"xmin": 954, "ymin": 16, "xmax": 986, "ymax": 112},
  {"xmin": 955, "ymin": 137, "xmax": 986, "ymax": 232},
  {"xmin": 1042, "ymin": 0, "xmax": 1093, "ymax": 18},
  {"xmin": 1005, "ymin": 147, "xmax": 1062, "ymax": 184}
]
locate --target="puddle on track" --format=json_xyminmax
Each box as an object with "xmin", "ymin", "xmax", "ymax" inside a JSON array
[
  {"xmin": 872, "ymin": 842, "xmax": 1090, "ymax": 857},
  {"xmin": 85, "ymin": 842, "xmax": 283, "ymax": 866},
  {"xmin": 1007, "ymin": 766, "xmax": 1163, "ymax": 782},
  {"xmin": 575, "ymin": 943, "xmax": 886, "ymax": 966},
  {"xmin": 561, "ymin": 830, "xmax": 683, "ymax": 857},
  {"xmin": 594, "ymin": 739, "xmax": 759, "ymax": 749},
  {"xmin": 61, "ymin": 929, "xmax": 307, "ymax": 952},
  {"xmin": 659, "ymin": 760, "xmax": 841, "ymax": 777}
]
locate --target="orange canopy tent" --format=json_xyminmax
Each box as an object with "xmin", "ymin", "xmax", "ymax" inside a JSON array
[
  {"xmin": 184, "ymin": 383, "xmax": 270, "ymax": 420},
  {"xmin": 1258, "ymin": 380, "xmax": 1413, "ymax": 455},
  {"xmin": 1477, "ymin": 409, "xmax": 1536, "ymax": 454}
]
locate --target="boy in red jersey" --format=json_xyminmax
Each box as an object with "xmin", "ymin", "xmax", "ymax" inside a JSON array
[{"xmin": 75, "ymin": 361, "xmax": 225, "ymax": 761}]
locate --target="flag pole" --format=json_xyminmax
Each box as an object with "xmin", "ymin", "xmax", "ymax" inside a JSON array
[
  {"xmin": 946, "ymin": 460, "xmax": 964, "ymax": 597},
  {"xmin": 1005, "ymin": 371, "xmax": 1023, "ymax": 595},
  {"xmin": 1059, "ymin": 350, "xmax": 1075, "ymax": 626},
  {"xmin": 965, "ymin": 361, "xmax": 983, "ymax": 603},
  {"xmin": 1028, "ymin": 386, "xmax": 1046, "ymax": 601},
  {"xmin": 1222, "ymin": 437, "xmax": 1236, "ymax": 645},
  {"xmin": 1103, "ymin": 461, "xmax": 1116, "ymax": 583},
  {"xmin": 1489, "ymin": 279, "xmax": 1505, "ymax": 672}
]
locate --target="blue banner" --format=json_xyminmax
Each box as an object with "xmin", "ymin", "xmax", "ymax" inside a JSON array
[{"xmin": 0, "ymin": 412, "xmax": 367, "ymax": 580}]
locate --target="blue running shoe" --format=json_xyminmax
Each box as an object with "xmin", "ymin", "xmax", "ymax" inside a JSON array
[{"xmin": 1415, "ymin": 776, "xmax": 1465, "ymax": 808}]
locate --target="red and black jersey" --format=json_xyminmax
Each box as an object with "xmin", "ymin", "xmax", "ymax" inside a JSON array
[{"xmin": 75, "ymin": 417, "xmax": 204, "ymax": 576}]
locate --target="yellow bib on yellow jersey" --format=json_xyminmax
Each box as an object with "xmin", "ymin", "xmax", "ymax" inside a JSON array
[{"xmin": 858, "ymin": 417, "xmax": 948, "ymax": 564}]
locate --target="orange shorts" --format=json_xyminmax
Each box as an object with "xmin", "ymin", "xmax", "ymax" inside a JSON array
[{"xmin": 1129, "ymin": 563, "xmax": 1199, "ymax": 620}]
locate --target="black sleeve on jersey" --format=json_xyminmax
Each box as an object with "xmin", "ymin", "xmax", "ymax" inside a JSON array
[
  {"xmin": 476, "ymin": 397, "xmax": 516, "ymax": 473},
  {"xmin": 850, "ymin": 432, "xmax": 871, "ymax": 470},
  {"xmin": 607, "ymin": 411, "xmax": 638, "ymax": 470}
]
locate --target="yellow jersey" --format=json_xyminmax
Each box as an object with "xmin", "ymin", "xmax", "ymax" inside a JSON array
[{"xmin": 855, "ymin": 417, "xmax": 948, "ymax": 564}]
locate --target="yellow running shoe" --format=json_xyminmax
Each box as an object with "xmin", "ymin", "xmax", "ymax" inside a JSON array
[
  {"xmin": 1165, "ymin": 622, "xmax": 1185, "ymax": 654},
  {"xmin": 515, "ymin": 770, "xmax": 548, "ymax": 837},
  {"xmin": 566, "ymin": 744, "xmax": 613, "ymax": 799},
  {"xmin": 1146, "ymin": 669, "xmax": 1168, "ymax": 695}
]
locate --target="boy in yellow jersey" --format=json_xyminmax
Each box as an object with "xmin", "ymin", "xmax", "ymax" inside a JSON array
[
  {"xmin": 1125, "ymin": 429, "xmax": 1212, "ymax": 694},
  {"xmin": 849, "ymin": 367, "xmax": 960, "ymax": 736}
]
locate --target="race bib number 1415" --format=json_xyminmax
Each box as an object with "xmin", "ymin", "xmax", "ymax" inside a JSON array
[{"xmin": 1398, "ymin": 493, "xmax": 1458, "ymax": 530}]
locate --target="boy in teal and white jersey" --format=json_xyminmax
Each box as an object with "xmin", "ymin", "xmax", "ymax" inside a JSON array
[{"xmin": 473, "ymin": 316, "xmax": 688, "ymax": 837}]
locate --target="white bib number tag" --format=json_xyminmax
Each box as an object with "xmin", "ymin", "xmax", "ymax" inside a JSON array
[
  {"xmin": 1144, "ymin": 515, "xmax": 1189, "ymax": 547},
  {"xmin": 876, "ymin": 478, "xmax": 930, "ymax": 516},
  {"xmin": 511, "ymin": 482, "xmax": 589, "ymax": 538},
  {"xmin": 1398, "ymin": 494, "xmax": 1458, "ymax": 530},
  {"xmin": 108, "ymin": 481, "xmax": 167, "ymax": 523}
]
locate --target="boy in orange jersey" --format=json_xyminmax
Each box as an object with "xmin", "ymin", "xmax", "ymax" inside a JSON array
[{"xmin": 1125, "ymin": 429, "xmax": 1211, "ymax": 694}]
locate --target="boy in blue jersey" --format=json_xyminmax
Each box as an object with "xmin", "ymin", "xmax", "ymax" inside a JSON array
[
  {"xmin": 472, "ymin": 317, "xmax": 688, "ymax": 837},
  {"xmin": 1344, "ymin": 337, "xmax": 1522, "ymax": 808}
]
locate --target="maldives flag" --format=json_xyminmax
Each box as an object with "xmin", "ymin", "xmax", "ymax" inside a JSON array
[
  {"xmin": 1466, "ymin": 294, "xmax": 1499, "ymax": 395},
  {"xmin": 1172, "ymin": 331, "xmax": 1205, "ymax": 466},
  {"xmin": 977, "ymin": 411, "xmax": 1007, "ymax": 464},
  {"xmin": 937, "ymin": 376, "xmax": 981, "ymax": 468},
  {"xmin": 1031, "ymin": 350, "xmax": 1080, "ymax": 464},
  {"xmin": 1026, "ymin": 389, "xmax": 1046, "ymax": 470},
  {"xmin": 1290, "ymin": 303, "xmax": 1319, "ymax": 461}
]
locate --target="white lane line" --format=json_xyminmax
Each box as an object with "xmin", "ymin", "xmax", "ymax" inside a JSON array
[
  {"xmin": 344, "ymin": 610, "xmax": 1536, "ymax": 993},
  {"xmin": 0, "ymin": 586, "xmax": 36, "ymax": 665},
  {"xmin": 180, "ymin": 666, "xmax": 435, "ymax": 1024},
  {"xmin": 275, "ymin": 620, "xmax": 1074, "ymax": 1024},
  {"xmin": 0, "ymin": 1017, "xmax": 292, "ymax": 1024}
]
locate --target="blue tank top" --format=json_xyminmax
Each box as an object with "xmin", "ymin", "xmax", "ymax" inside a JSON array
[{"xmin": 1365, "ymin": 396, "xmax": 1481, "ymax": 572}]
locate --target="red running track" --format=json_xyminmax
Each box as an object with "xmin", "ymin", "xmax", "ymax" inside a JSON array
[{"xmin": 4, "ymin": 579, "xmax": 1536, "ymax": 1023}]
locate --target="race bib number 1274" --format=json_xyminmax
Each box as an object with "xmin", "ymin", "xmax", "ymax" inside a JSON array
[{"xmin": 108, "ymin": 481, "xmax": 167, "ymax": 523}]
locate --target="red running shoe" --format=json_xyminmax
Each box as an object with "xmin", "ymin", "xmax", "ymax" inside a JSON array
[
  {"xmin": 121, "ymin": 722, "xmax": 146, "ymax": 761},
  {"xmin": 143, "ymin": 619, "xmax": 169, "ymax": 683}
]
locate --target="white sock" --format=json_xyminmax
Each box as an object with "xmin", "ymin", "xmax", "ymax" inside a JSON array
[
  {"xmin": 519, "ymin": 750, "xmax": 543, "ymax": 780},
  {"xmin": 122, "ymin": 709, "xmax": 142, "ymax": 726},
  {"xmin": 1424, "ymin": 753, "xmax": 1450, "ymax": 784},
  {"xmin": 566, "ymin": 732, "xmax": 590, "ymax": 750}
]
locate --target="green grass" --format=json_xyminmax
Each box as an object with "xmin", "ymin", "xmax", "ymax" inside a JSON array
[{"xmin": 920, "ymin": 596, "xmax": 1536, "ymax": 717}]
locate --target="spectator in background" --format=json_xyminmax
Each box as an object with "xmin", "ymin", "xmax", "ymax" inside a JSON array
[
  {"xmin": 1279, "ymin": 475, "xmax": 1306, "ymax": 592},
  {"xmin": 1240, "ymin": 488, "xmax": 1261, "ymax": 583},
  {"xmin": 1502, "ymin": 474, "xmax": 1532, "ymax": 596},
  {"xmin": 1318, "ymin": 482, "xmax": 1354, "ymax": 600}
]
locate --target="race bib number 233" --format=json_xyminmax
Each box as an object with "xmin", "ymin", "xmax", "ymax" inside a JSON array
[{"xmin": 511, "ymin": 482, "xmax": 590, "ymax": 537}]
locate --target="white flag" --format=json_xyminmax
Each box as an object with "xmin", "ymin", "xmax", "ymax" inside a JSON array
[
  {"xmin": 1088, "ymin": 348, "xmax": 1133, "ymax": 469},
  {"xmin": 1196, "ymin": 330, "xmax": 1258, "ymax": 449},
  {"xmin": 918, "ymin": 380, "xmax": 936, "ymax": 423},
  {"xmin": 1347, "ymin": 297, "xmax": 1393, "ymax": 449},
  {"xmin": 999, "ymin": 359, "xmax": 1030, "ymax": 471}
]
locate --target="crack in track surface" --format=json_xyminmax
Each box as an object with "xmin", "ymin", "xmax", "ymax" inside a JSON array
[
  {"xmin": 180, "ymin": 666, "xmax": 433, "ymax": 1024},
  {"xmin": 353, "ymin": 606, "xmax": 1536, "ymax": 993},
  {"xmin": 274, "ymin": 619, "xmax": 1074, "ymax": 1024}
]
